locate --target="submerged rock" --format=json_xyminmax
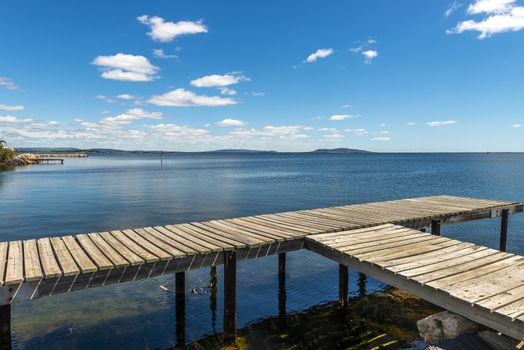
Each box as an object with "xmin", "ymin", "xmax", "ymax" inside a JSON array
[{"xmin": 417, "ymin": 311, "xmax": 478, "ymax": 344}]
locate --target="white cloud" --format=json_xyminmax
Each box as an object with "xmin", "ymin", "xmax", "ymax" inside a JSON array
[
  {"xmin": 445, "ymin": 1, "xmax": 463, "ymax": 16},
  {"xmin": 252, "ymin": 92, "xmax": 265, "ymax": 96},
  {"xmin": 306, "ymin": 48, "xmax": 334, "ymax": 63},
  {"xmin": 345, "ymin": 128, "xmax": 368, "ymax": 136},
  {"xmin": 0, "ymin": 104, "xmax": 24, "ymax": 111},
  {"xmin": 230, "ymin": 125, "xmax": 310, "ymax": 139},
  {"xmin": 137, "ymin": 15, "xmax": 207, "ymax": 42},
  {"xmin": 329, "ymin": 114, "xmax": 353, "ymax": 121},
  {"xmin": 145, "ymin": 123, "xmax": 209, "ymax": 138},
  {"xmin": 219, "ymin": 87, "xmax": 237, "ymax": 95},
  {"xmin": 117, "ymin": 94, "xmax": 136, "ymax": 100},
  {"xmin": 323, "ymin": 133, "xmax": 344, "ymax": 139},
  {"xmin": 319, "ymin": 127, "xmax": 337, "ymax": 132},
  {"xmin": 448, "ymin": 0, "xmax": 524, "ymax": 38},
  {"xmin": 372, "ymin": 137, "xmax": 391, "ymax": 141},
  {"xmin": 511, "ymin": 123, "xmax": 522, "ymax": 127},
  {"xmin": 190, "ymin": 73, "xmax": 249, "ymax": 88},
  {"xmin": 96, "ymin": 95, "xmax": 115, "ymax": 104},
  {"xmin": 380, "ymin": 123, "xmax": 387, "ymax": 127},
  {"xmin": 362, "ymin": 50, "xmax": 378, "ymax": 63},
  {"xmin": 92, "ymin": 53, "xmax": 158, "ymax": 82},
  {"xmin": 427, "ymin": 120, "xmax": 457, "ymax": 127},
  {"xmin": 148, "ymin": 88, "xmax": 237, "ymax": 107},
  {"xmin": 0, "ymin": 77, "xmax": 18, "ymax": 90},
  {"xmin": 101, "ymin": 108, "xmax": 163, "ymax": 126},
  {"xmin": 216, "ymin": 118, "xmax": 246, "ymax": 127},
  {"xmin": 153, "ymin": 49, "xmax": 177, "ymax": 59},
  {"xmin": 0, "ymin": 115, "xmax": 33, "ymax": 123}
]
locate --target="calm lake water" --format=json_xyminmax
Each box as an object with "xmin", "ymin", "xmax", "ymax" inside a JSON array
[{"xmin": 1, "ymin": 153, "xmax": 523, "ymax": 349}]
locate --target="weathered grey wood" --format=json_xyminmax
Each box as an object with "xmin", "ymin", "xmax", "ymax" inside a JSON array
[
  {"xmin": 49, "ymin": 237, "xmax": 80, "ymax": 276},
  {"xmin": 37, "ymin": 238, "xmax": 62, "ymax": 279},
  {"xmin": 0, "ymin": 243, "xmax": 8, "ymax": 286},
  {"xmin": 23, "ymin": 240, "xmax": 43, "ymax": 282},
  {"xmin": 76, "ymin": 234, "xmax": 113, "ymax": 270},
  {"xmin": 61, "ymin": 236, "xmax": 98, "ymax": 273},
  {"xmin": 5, "ymin": 241, "xmax": 23, "ymax": 285}
]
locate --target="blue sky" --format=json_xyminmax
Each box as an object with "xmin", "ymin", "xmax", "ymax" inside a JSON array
[{"xmin": 1, "ymin": 0, "xmax": 523, "ymax": 152}]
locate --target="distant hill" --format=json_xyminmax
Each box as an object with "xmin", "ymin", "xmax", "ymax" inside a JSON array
[
  {"xmin": 209, "ymin": 149, "xmax": 277, "ymax": 154},
  {"xmin": 310, "ymin": 148, "xmax": 371, "ymax": 154}
]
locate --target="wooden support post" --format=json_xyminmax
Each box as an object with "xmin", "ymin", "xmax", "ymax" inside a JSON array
[
  {"xmin": 0, "ymin": 304, "xmax": 11, "ymax": 350},
  {"xmin": 175, "ymin": 272, "xmax": 185, "ymax": 347},
  {"xmin": 339, "ymin": 264, "xmax": 348, "ymax": 309},
  {"xmin": 278, "ymin": 253, "xmax": 286, "ymax": 319},
  {"xmin": 223, "ymin": 251, "xmax": 237, "ymax": 341},
  {"xmin": 500, "ymin": 209, "xmax": 509, "ymax": 252},
  {"xmin": 431, "ymin": 219, "xmax": 441, "ymax": 236}
]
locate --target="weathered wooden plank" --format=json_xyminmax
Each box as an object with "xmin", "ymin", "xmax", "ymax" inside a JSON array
[
  {"xmin": 123, "ymin": 229, "xmax": 174, "ymax": 260},
  {"xmin": 5, "ymin": 241, "xmax": 23, "ymax": 285},
  {"xmin": 37, "ymin": 238, "xmax": 62, "ymax": 279},
  {"xmin": 0, "ymin": 243, "xmax": 9, "ymax": 286},
  {"xmin": 76, "ymin": 234, "xmax": 113, "ymax": 270},
  {"xmin": 99, "ymin": 232, "xmax": 144, "ymax": 266},
  {"xmin": 110, "ymin": 230, "xmax": 160, "ymax": 263},
  {"xmin": 164, "ymin": 225, "xmax": 223, "ymax": 252},
  {"xmin": 61, "ymin": 235, "xmax": 98, "ymax": 273},
  {"xmin": 50, "ymin": 237, "xmax": 80, "ymax": 276},
  {"xmin": 23, "ymin": 239, "xmax": 43, "ymax": 281},
  {"xmin": 88, "ymin": 233, "xmax": 128, "ymax": 268}
]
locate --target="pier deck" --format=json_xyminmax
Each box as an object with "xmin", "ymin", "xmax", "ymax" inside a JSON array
[
  {"xmin": 307, "ymin": 224, "xmax": 524, "ymax": 340},
  {"xmin": 0, "ymin": 195, "xmax": 522, "ymax": 343}
]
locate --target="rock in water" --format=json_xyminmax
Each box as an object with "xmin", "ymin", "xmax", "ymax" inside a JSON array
[{"xmin": 417, "ymin": 311, "xmax": 478, "ymax": 344}]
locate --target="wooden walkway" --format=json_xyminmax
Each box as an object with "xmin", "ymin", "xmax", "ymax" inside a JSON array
[
  {"xmin": 0, "ymin": 195, "xmax": 522, "ymax": 343},
  {"xmin": 0, "ymin": 195, "xmax": 521, "ymax": 305},
  {"xmin": 306, "ymin": 224, "xmax": 524, "ymax": 340}
]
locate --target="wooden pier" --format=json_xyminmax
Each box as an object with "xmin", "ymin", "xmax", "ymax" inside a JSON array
[
  {"xmin": 0, "ymin": 195, "xmax": 522, "ymax": 345},
  {"xmin": 35, "ymin": 158, "xmax": 64, "ymax": 164}
]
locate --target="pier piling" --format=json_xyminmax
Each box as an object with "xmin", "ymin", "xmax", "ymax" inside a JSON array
[
  {"xmin": 431, "ymin": 219, "xmax": 441, "ymax": 236},
  {"xmin": 175, "ymin": 272, "xmax": 185, "ymax": 347},
  {"xmin": 500, "ymin": 209, "xmax": 509, "ymax": 252},
  {"xmin": 0, "ymin": 304, "xmax": 10, "ymax": 350},
  {"xmin": 278, "ymin": 253, "xmax": 286, "ymax": 319},
  {"xmin": 223, "ymin": 251, "xmax": 237, "ymax": 340},
  {"xmin": 339, "ymin": 264, "xmax": 348, "ymax": 309}
]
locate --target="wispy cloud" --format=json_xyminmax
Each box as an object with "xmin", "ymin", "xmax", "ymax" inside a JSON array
[
  {"xmin": 100, "ymin": 108, "xmax": 162, "ymax": 126},
  {"xmin": 191, "ymin": 72, "xmax": 249, "ymax": 87},
  {"xmin": 511, "ymin": 123, "xmax": 522, "ymax": 128},
  {"xmin": 427, "ymin": 120, "xmax": 457, "ymax": 127},
  {"xmin": 148, "ymin": 88, "xmax": 237, "ymax": 107},
  {"xmin": 448, "ymin": 0, "xmax": 524, "ymax": 38},
  {"xmin": 0, "ymin": 115, "xmax": 34, "ymax": 123},
  {"xmin": 137, "ymin": 15, "xmax": 207, "ymax": 42},
  {"xmin": 445, "ymin": 1, "xmax": 463, "ymax": 16},
  {"xmin": 216, "ymin": 118, "xmax": 246, "ymax": 127},
  {"xmin": 117, "ymin": 94, "xmax": 136, "ymax": 100},
  {"xmin": 350, "ymin": 39, "xmax": 379, "ymax": 63},
  {"xmin": 345, "ymin": 128, "xmax": 368, "ymax": 136},
  {"xmin": 152, "ymin": 49, "xmax": 177, "ymax": 59},
  {"xmin": 305, "ymin": 48, "xmax": 334, "ymax": 63},
  {"xmin": 0, "ymin": 104, "xmax": 24, "ymax": 111},
  {"xmin": 406, "ymin": 121, "xmax": 416, "ymax": 126},
  {"xmin": 372, "ymin": 136, "xmax": 391, "ymax": 141},
  {"xmin": 362, "ymin": 50, "xmax": 378, "ymax": 63},
  {"xmin": 329, "ymin": 114, "xmax": 354, "ymax": 121},
  {"xmin": 92, "ymin": 53, "xmax": 159, "ymax": 82},
  {"xmin": 0, "ymin": 77, "xmax": 19, "ymax": 90}
]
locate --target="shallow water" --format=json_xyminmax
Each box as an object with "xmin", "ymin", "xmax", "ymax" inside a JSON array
[{"xmin": 1, "ymin": 153, "xmax": 523, "ymax": 349}]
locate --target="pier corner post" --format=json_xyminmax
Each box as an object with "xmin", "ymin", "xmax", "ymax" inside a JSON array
[
  {"xmin": 339, "ymin": 264, "xmax": 348, "ymax": 309},
  {"xmin": 278, "ymin": 253, "xmax": 286, "ymax": 319},
  {"xmin": 500, "ymin": 209, "xmax": 509, "ymax": 252},
  {"xmin": 0, "ymin": 304, "xmax": 11, "ymax": 350},
  {"xmin": 175, "ymin": 271, "xmax": 186, "ymax": 347},
  {"xmin": 223, "ymin": 251, "xmax": 237, "ymax": 341},
  {"xmin": 431, "ymin": 219, "xmax": 441, "ymax": 236}
]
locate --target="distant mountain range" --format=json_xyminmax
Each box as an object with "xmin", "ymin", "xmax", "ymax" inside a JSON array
[{"xmin": 15, "ymin": 147, "xmax": 371, "ymax": 154}]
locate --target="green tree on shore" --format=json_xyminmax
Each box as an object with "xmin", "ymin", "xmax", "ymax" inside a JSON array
[{"xmin": 0, "ymin": 140, "xmax": 15, "ymax": 162}]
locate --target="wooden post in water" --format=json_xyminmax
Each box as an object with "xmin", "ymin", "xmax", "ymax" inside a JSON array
[
  {"xmin": 175, "ymin": 272, "xmax": 185, "ymax": 347},
  {"xmin": 339, "ymin": 264, "xmax": 348, "ymax": 309},
  {"xmin": 500, "ymin": 209, "xmax": 509, "ymax": 252},
  {"xmin": 223, "ymin": 251, "xmax": 237, "ymax": 341},
  {"xmin": 0, "ymin": 304, "xmax": 11, "ymax": 350},
  {"xmin": 278, "ymin": 253, "xmax": 286, "ymax": 318},
  {"xmin": 431, "ymin": 219, "xmax": 441, "ymax": 236}
]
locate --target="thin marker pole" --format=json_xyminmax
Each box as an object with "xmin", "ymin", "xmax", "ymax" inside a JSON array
[{"xmin": 500, "ymin": 209, "xmax": 509, "ymax": 252}]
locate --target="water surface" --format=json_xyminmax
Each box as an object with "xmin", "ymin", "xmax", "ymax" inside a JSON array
[{"xmin": 1, "ymin": 153, "xmax": 523, "ymax": 349}]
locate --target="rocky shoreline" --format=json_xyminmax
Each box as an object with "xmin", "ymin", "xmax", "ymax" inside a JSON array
[{"xmin": 0, "ymin": 153, "xmax": 86, "ymax": 167}]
